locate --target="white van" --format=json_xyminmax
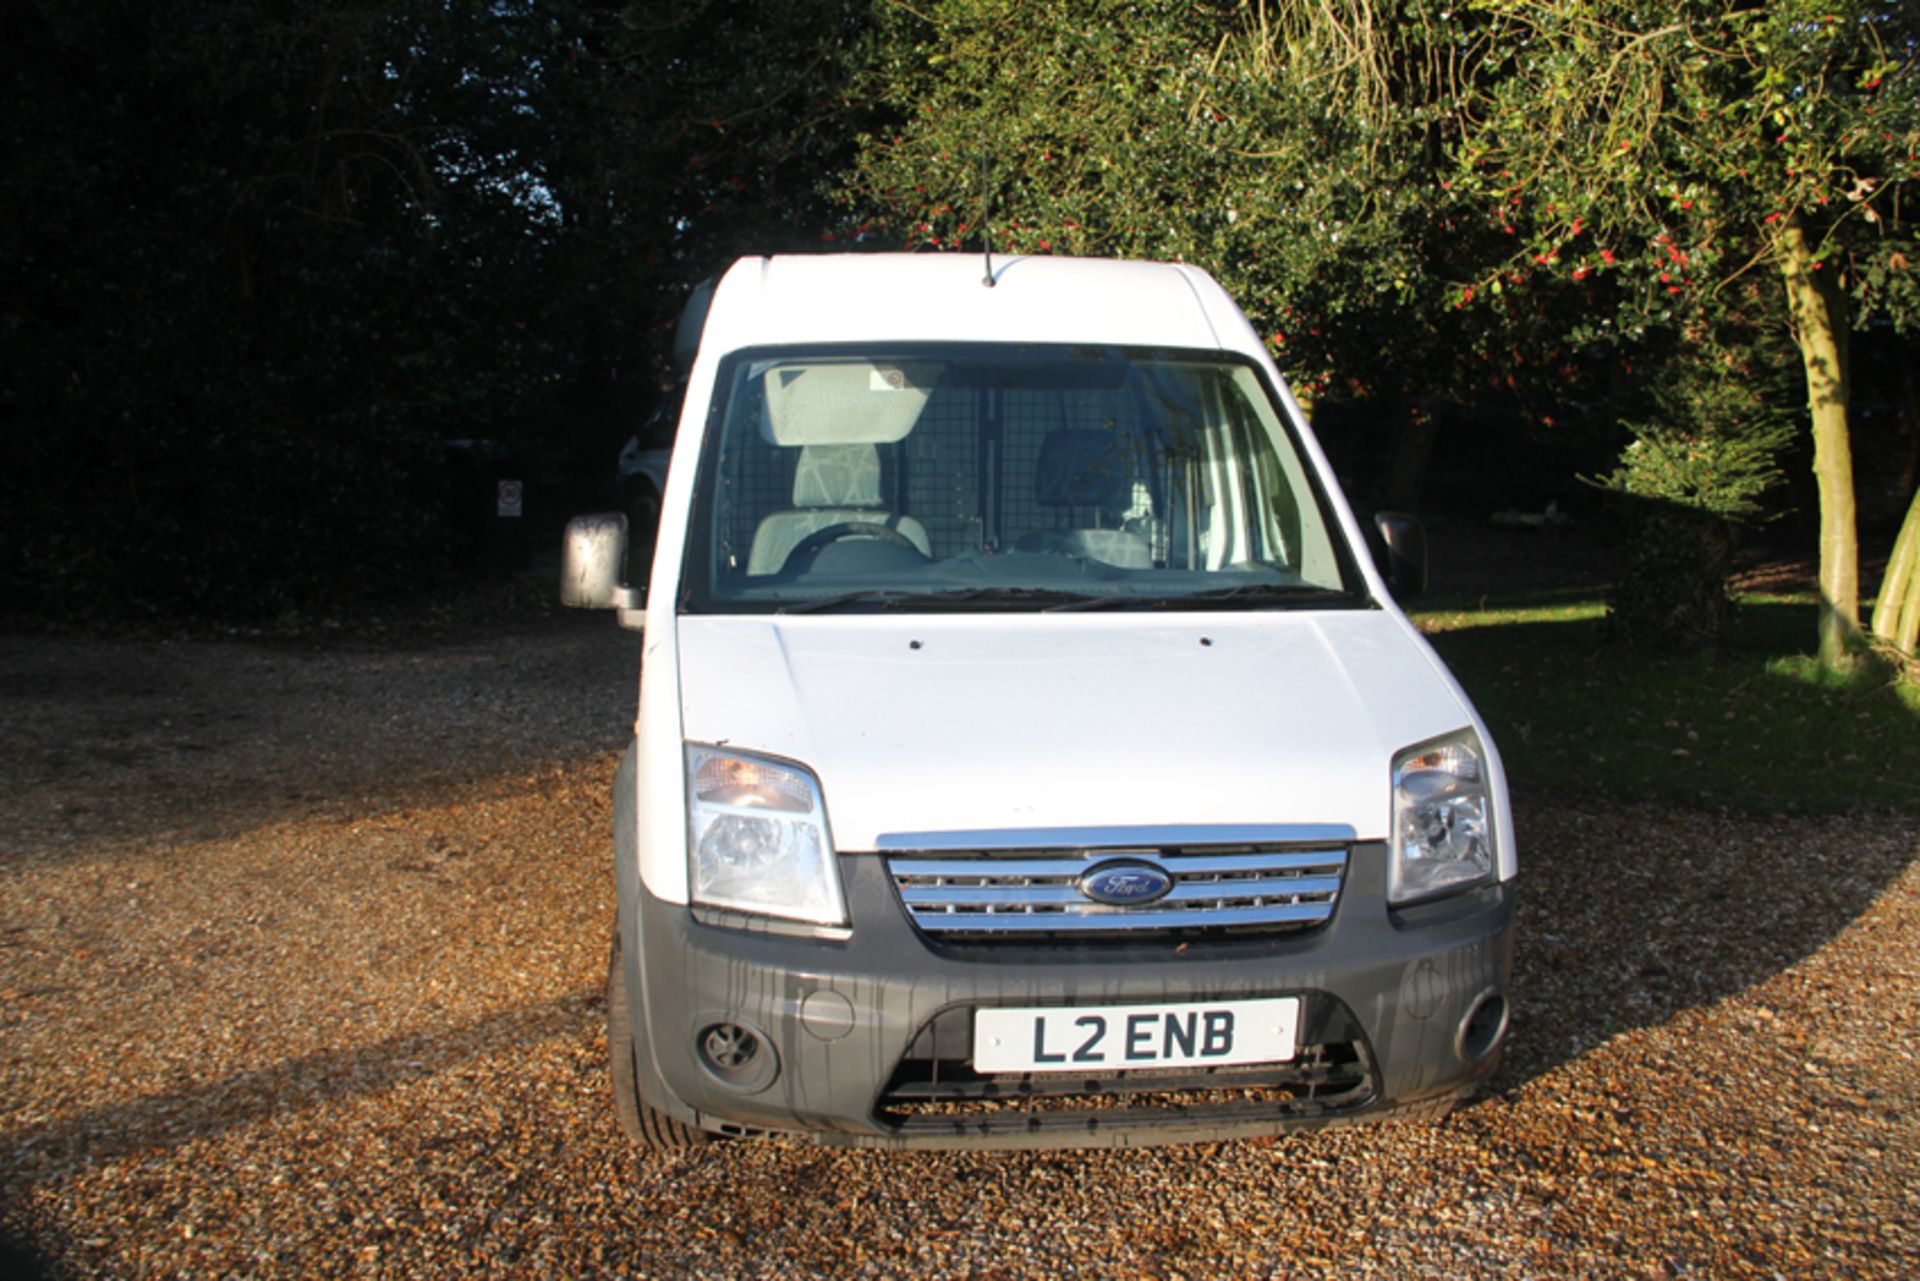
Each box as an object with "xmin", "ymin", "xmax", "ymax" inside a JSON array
[{"xmin": 562, "ymin": 254, "xmax": 1515, "ymax": 1150}]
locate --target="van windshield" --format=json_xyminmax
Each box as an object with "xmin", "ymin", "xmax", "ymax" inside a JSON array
[{"xmin": 682, "ymin": 345, "xmax": 1366, "ymax": 612}]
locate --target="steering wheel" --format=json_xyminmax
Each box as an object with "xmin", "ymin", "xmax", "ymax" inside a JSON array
[{"xmin": 781, "ymin": 521, "xmax": 922, "ymax": 570}]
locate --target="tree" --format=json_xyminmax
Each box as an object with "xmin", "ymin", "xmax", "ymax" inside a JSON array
[
  {"xmin": 841, "ymin": 0, "xmax": 1593, "ymax": 514},
  {"xmin": 0, "ymin": 0, "xmax": 868, "ymax": 620},
  {"xmin": 474, "ymin": 0, "xmax": 871, "ymax": 420},
  {"xmin": 0, "ymin": 1, "xmax": 471, "ymax": 616},
  {"xmin": 1451, "ymin": 0, "xmax": 1920, "ymax": 669}
]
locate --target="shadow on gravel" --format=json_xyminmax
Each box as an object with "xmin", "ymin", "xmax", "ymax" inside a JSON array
[
  {"xmin": 2, "ymin": 993, "xmax": 597, "ymax": 1183},
  {"xmin": 0, "ymin": 1229, "xmax": 59, "ymax": 1281},
  {"xmin": 0, "ymin": 617, "xmax": 642, "ymax": 860},
  {"xmin": 1492, "ymin": 792, "xmax": 1918, "ymax": 1093}
]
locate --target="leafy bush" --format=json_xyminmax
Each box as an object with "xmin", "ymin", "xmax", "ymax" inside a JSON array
[{"xmin": 1598, "ymin": 309, "xmax": 1798, "ymax": 650}]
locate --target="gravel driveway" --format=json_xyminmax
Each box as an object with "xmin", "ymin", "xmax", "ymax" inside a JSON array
[{"xmin": 2, "ymin": 618, "xmax": 1916, "ymax": 1279}]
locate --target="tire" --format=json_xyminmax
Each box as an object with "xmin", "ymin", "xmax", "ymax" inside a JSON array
[
  {"xmin": 607, "ymin": 936, "xmax": 710, "ymax": 1150},
  {"xmin": 1393, "ymin": 1092, "xmax": 1464, "ymax": 1124},
  {"xmin": 1390, "ymin": 1082, "xmax": 1482, "ymax": 1126}
]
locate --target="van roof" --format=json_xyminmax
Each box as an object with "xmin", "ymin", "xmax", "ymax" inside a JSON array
[{"xmin": 698, "ymin": 254, "xmax": 1247, "ymax": 357}]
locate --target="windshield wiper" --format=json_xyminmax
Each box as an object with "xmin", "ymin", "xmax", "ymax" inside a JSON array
[
  {"xmin": 1041, "ymin": 593, "xmax": 1138, "ymax": 611},
  {"xmin": 1143, "ymin": 584, "xmax": 1354, "ymax": 610},
  {"xmin": 778, "ymin": 586, "xmax": 1103, "ymax": 614},
  {"xmin": 778, "ymin": 584, "xmax": 1348, "ymax": 615},
  {"xmin": 777, "ymin": 589, "xmax": 914, "ymax": 614}
]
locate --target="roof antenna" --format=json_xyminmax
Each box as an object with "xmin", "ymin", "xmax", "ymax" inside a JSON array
[{"xmin": 980, "ymin": 152, "xmax": 996, "ymax": 288}]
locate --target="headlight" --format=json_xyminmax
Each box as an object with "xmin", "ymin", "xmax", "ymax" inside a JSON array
[
  {"xmin": 686, "ymin": 746, "xmax": 845, "ymax": 926},
  {"xmin": 1390, "ymin": 730, "xmax": 1496, "ymax": 905}
]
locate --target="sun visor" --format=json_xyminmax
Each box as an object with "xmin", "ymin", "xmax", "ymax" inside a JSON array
[{"xmin": 760, "ymin": 362, "xmax": 939, "ymax": 445}]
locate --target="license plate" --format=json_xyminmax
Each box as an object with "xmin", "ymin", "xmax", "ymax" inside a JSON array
[{"xmin": 973, "ymin": 998, "xmax": 1299, "ymax": 1074}]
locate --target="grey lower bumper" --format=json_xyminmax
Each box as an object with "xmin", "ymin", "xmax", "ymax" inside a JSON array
[{"xmin": 617, "ymin": 842, "xmax": 1514, "ymax": 1150}]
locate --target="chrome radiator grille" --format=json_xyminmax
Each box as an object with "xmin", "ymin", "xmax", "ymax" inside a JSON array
[{"xmin": 887, "ymin": 843, "xmax": 1348, "ymax": 938}]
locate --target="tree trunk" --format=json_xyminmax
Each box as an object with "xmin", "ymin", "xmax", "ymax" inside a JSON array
[
  {"xmin": 1871, "ymin": 482, "xmax": 1920, "ymax": 659},
  {"xmin": 1777, "ymin": 216, "xmax": 1862, "ymax": 669}
]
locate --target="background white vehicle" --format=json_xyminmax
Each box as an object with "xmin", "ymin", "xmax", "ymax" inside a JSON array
[
  {"xmin": 564, "ymin": 253, "xmax": 1515, "ymax": 1149},
  {"xmin": 614, "ymin": 395, "xmax": 673, "ymax": 584},
  {"xmin": 613, "ymin": 280, "xmax": 714, "ymax": 584}
]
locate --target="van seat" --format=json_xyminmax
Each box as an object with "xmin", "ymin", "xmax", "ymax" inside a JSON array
[
  {"xmin": 1015, "ymin": 429, "xmax": 1152, "ymax": 568},
  {"xmin": 747, "ymin": 444, "xmax": 930, "ymax": 574}
]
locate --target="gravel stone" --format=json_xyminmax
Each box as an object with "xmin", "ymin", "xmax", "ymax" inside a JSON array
[{"xmin": 2, "ymin": 619, "xmax": 1916, "ymax": 1279}]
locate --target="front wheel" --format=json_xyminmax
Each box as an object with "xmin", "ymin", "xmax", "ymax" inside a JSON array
[{"xmin": 607, "ymin": 936, "xmax": 710, "ymax": 1150}]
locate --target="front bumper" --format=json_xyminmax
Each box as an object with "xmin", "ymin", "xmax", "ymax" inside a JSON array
[{"xmin": 617, "ymin": 842, "xmax": 1514, "ymax": 1150}]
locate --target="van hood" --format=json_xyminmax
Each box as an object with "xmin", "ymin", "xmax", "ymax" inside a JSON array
[{"xmin": 675, "ymin": 612, "xmax": 1472, "ymax": 851}]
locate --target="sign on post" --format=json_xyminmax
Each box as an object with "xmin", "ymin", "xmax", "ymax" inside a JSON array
[{"xmin": 496, "ymin": 479, "xmax": 524, "ymax": 518}]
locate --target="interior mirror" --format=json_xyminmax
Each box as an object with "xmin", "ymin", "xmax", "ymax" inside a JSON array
[{"xmin": 1372, "ymin": 511, "xmax": 1428, "ymax": 599}]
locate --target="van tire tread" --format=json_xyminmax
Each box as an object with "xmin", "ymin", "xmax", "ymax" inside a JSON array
[{"xmin": 607, "ymin": 937, "xmax": 710, "ymax": 1151}]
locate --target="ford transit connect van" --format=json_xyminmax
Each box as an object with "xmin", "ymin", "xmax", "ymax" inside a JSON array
[{"xmin": 562, "ymin": 254, "xmax": 1515, "ymax": 1149}]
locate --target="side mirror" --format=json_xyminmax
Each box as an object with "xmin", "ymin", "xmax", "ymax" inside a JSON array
[
  {"xmin": 1371, "ymin": 511, "xmax": 1428, "ymax": 599},
  {"xmin": 561, "ymin": 513, "xmax": 646, "ymax": 628}
]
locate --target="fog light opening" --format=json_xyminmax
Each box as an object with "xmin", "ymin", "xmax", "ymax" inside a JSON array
[
  {"xmin": 703, "ymin": 1023, "xmax": 758, "ymax": 1070},
  {"xmin": 1457, "ymin": 991, "xmax": 1509, "ymax": 1064},
  {"xmin": 694, "ymin": 1017, "xmax": 780, "ymax": 1094}
]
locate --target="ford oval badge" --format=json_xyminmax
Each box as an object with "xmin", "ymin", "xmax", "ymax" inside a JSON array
[{"xmin": 1079, "ymin": 860, "xmax": 1174, "ymax": 906}]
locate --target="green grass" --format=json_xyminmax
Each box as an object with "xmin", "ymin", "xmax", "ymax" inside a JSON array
[{"xmin": 1413, "ymin": 587, "xmax": 1920, "ymax": 815}]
